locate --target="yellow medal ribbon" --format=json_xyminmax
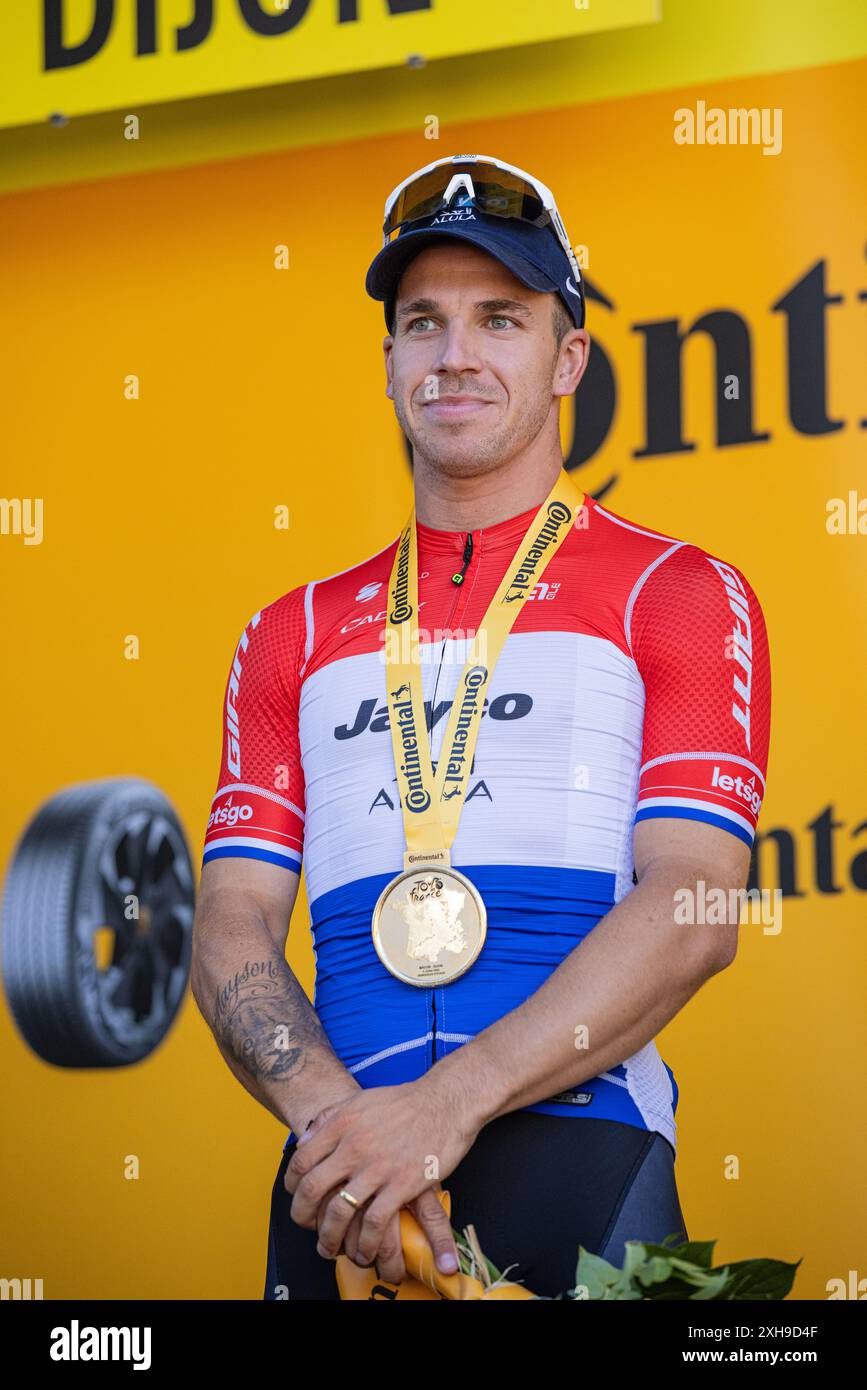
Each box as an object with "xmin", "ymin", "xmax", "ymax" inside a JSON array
[{"xmin": 384, "ymin": 467, "xmax": 586, "ymax": 871}]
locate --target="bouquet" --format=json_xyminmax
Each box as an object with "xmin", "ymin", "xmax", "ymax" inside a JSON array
[{"xmin": 336, "ymin": 1189, "xmax": 800, "ymax": 1300}]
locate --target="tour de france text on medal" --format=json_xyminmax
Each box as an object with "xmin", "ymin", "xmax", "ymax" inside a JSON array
[{"xmin": 370, "ymin": 468, "xmax": 587, "ymax": 988}]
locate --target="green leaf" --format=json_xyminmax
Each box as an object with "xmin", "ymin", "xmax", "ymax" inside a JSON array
[
  {"xmin": 636, "ymin": 1254, "xmax": 677, "ymax": 1286},
  {"xmin": 533, "ymin": 1228, "xmax": 799, "ymax": 1301},
  {"xmin": 687, "ymin": 1268, "xmax": 733, "ymax": 1300},
  {"xmin": 621, "ymin": 1241, "xmax": 650, "ymax": 1281},
  {"xmin": 718, "ymin": 1257, "xmax": 802, "ymax": 1300},
  {"xmin": 641, "ymin": 1238, "xmax": 718, "ymax": 1268},
  {"xmin": 573, "ymin": 1246, "xmax": 628, "ymax": 1299}
]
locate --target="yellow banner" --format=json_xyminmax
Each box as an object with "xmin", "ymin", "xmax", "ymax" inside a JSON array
[{"xmin": 0, "ymin": 0, "xmax": 658, "ymax": 130}]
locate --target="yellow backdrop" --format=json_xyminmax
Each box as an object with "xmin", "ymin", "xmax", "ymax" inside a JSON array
[{"xmin": 1, "ymin": 55, "xmax": 865, "ymax": 1299}]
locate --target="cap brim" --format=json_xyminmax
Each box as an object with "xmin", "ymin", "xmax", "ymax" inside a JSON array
[{"xmin": 365, "ymin": 223, "xmax": 558, "ymax": 304}]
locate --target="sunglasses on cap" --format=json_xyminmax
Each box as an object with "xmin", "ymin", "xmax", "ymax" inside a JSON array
[{"xmin": 381, "ymin": 154, "xmax": 582, "ymax": 288}]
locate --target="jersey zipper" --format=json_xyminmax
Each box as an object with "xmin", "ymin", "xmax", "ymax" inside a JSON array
[
  {"xmin": 429, "ymin": 531, "xmax": 476, "ymax": 708},
  {"xmin": 452, "ymin": 532, "xmax": 474, "ymax": 587},
  {"xmin": 429, "ymin": 531, "xmax": 475, "ymax": 1068}
]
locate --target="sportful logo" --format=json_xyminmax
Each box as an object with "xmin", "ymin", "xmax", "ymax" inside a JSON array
[
  {"xmin": 355, "ymin": 581, "xmax": 383, "ymax": 602},
  {"xmin": 226, "ymin": 611, "xmax": 261, "ymax": 779},
  {"xmin": 706, "ymin": 558, "xmax": 753, "ymax": 751}
]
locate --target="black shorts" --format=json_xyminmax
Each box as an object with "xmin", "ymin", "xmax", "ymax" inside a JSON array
[{"xmin": 264, "ymin": 1111, "xmax": 687, "ymax": 1300}]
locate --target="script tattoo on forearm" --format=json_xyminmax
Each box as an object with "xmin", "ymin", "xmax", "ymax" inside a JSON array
[{"xmin": 213, "ymin": 955, "xmax": 330, "ymax": 1082}]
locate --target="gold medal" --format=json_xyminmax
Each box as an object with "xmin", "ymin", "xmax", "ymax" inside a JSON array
[
  {"xmin": 371, "ymin": 862, "xmax": 487, "ymax": 987},
  {"xmin": 375, "ymin": 468, "xmax": 586, "ymax": 985}
]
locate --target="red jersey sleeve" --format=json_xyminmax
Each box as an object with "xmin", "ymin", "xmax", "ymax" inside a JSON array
[
  {"xmin": 201, "ymin": 588, "xmax": 307, "ymax": 873},
  {"xmin": 629, "ymin": 544, "xmax": 771, "ymax": 848}
]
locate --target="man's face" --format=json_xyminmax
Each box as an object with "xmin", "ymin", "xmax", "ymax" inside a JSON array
[{"xmin": 383, "ymin": 242, "xmax": 588, "ymax": 478}]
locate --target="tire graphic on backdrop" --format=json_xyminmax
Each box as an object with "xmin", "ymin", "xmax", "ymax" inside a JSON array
[{"xmin": 1, "ymin": 777, "xmax": 194, "ymax": 1068}]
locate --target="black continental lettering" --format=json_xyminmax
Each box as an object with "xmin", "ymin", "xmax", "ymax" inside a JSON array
[
  {"xmin": 632, "ymin": 312, "xmax": 770, "ymax": 458},
  {"xmin": 772, "ymin": 260, "xmax": 845, "ymax": 437}
]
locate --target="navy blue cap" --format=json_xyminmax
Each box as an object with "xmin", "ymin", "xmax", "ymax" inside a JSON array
[{"xmin": 365, "ymin": 205, "xmax": 585, "ymax": 333}]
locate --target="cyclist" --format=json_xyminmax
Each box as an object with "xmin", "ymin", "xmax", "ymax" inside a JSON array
[{"xmin": 192, "ymin": 155, "xmax": 771, "ymax": 1300}]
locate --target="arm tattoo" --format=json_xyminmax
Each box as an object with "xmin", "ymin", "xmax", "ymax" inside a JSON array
[{"xmin": 213, "ymin": 954, "xmax": 330, "ymax": 1082}]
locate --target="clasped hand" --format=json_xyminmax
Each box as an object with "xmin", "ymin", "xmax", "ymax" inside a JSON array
[{"xmin": 284, "ymin": 1082, "xmax": 476, "ymax": 1285}]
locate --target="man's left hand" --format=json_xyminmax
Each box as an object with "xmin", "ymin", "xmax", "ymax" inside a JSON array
[{"xmin": 284, "ymin": 1080, "xmax": 478, "ymax": 1280}]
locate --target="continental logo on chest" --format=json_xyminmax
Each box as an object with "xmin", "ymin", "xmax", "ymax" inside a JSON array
[{"xmin": 336, "ymin": 690, "xmax": 533, "ymax": 740}]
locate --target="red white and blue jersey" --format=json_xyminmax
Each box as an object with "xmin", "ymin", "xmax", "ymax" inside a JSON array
[{"xmin": 202, "ymin": 494, "xmax": 771, "ymax": 1154}]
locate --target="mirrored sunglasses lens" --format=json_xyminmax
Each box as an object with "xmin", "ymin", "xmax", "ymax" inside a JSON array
[{"xmin": 385, "ymin": 163, "xmax": 544, "ymax": 236}]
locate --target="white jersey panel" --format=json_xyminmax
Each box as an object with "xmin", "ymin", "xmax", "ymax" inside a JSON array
[{"xmin": 299, "ymin": 629, "xmax": 644, "ymax": 906}]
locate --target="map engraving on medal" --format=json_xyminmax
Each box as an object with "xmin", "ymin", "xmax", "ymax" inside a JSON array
[{"xmin": 398, "ymin": 876, "xmax": 467, "ymax": 964}]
